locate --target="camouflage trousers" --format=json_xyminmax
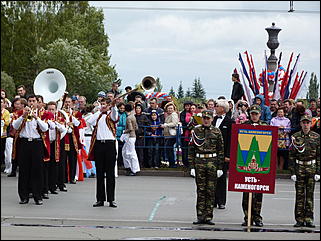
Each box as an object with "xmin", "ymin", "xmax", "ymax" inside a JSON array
[
  {"xmin": 242, "ymin": 192, "xmax": 263, "ymax": 222},
  {"xmin": 295, "ymin": 165, "xmax": 316, "ymax": 223},
  {"xmin": 194, "ymin": 161, "xmax": 217, "ymax": 221}
]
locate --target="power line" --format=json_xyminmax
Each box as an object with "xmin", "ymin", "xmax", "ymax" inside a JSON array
[{"xmin": 96, "ymin": 6, "xmax": 319, "ymax": 14}]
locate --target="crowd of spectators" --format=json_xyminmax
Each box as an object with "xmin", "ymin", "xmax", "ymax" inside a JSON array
[{"xmin": 1, "ymin": 82, "xmax": 320, "ymax": 175}]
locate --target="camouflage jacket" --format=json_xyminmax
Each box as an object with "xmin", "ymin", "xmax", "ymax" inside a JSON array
[
  {"xmin": 289, "ymin": 130, "xmax": 320, "ymax": 175},
  {"xmin": 188, "ymin": 124, "xmax": 224, "ymax": 170}
]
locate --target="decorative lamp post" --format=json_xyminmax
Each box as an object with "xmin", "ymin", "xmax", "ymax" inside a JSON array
[{"xmin": 265, "ymin": 22, "xmax": 282, "ymax": 91}]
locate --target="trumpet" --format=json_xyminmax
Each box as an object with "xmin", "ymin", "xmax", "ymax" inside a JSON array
[{"xmin": 26, "ymin": 107, "xmax": 38, "ymax": 121}]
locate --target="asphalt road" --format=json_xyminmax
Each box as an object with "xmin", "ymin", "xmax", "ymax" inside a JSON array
[{"xmin": 1, "ymin": 173, "xmax": 320, "ymax": 240}]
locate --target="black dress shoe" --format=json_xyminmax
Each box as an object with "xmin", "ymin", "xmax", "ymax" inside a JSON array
[
  {"xmin": 49, "ymin": 190, "xmax": 58, "ymax": 194},
  {"xmin": 204, "ymin": 220, "xmax": 215, "ymax": 225},
  {"xmin": 218, "ymin": 204, "xmax": 226, "ymax": 209},
  {"xmin": 242, "ymin": 221, "xmax": 253, "ymax": 226},
  {"xmin": 35, "ymin": 200, "xmax": 43, "ymax": 205},
  {"xmin": 109, "ymin": 201, "xmax": 117, "ymax": 208},
  {"xmin": 305, "ymin": 222, "xmax": 316, "ymax": 228},
  {"xmin": 59, "ymin": 187, "xmax": 67, "ymax": 192},
  {"xmin": 69, "ymin": 180, "xmax": 76, "ymax": 184},
  {"xmin": 193, "ymin": 219, "xmax": 204, "ymax": 225},
  {"xmin": 7, "ymin": 173, "xmax": 16, "ymax": 177},
  {"xmin": 93, "ymin": 201, "xmax": 104, "ymax": 207},
  {"xmin": 254, "ymin": 220, "xmax": 263, "ymax": 227},
  {"xmin": 294, "ymin": 222, "xmax": 305, "ymax": 227},
  {"xmin": 42, "ymin": 193, "xmax": 49, "ymax": 199},
  {"xmin": 19, "ymin": 199, "xmax": 29, "ymax": 204}
]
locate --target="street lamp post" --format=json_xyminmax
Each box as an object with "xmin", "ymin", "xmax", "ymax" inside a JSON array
[{"xmin": 265, "ymin": 22, "xmax": 282, "ymax": 91}]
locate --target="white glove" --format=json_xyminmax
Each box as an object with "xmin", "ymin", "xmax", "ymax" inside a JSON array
[
  {"xmin": 217, "ymin": 170, "xmax": 223, "ymax": 178},
  {"xmin": 314, "ymin": 175, "xmax": 320, "ymax": 181},
  {"xmin": 190, "ymin": 168, "xmax": 195, "ymax": 177},
  {"xmin": 291, "ymin": 175, "xmax": 297, "ymax": 182}
]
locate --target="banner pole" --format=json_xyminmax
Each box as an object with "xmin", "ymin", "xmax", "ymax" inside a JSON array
[{"xmin": 247, "ymin": 192, "xmax": 252, "ymax": 232}]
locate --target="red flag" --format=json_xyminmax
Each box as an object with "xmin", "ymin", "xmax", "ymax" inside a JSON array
[
  {"xmin": 289, "ymin": 72, "xmax": 299, "ymax": 99},
  {"xmin": 250, "ymin": 54, "xmax": 260, "ymax": 93},
  {"xmin": 244, "ymin": 51, "xmax": 255, "ymax": 92},
  {"xmin": 289, "ymin": 71, "xmax": 303, "ymax": 99},
  {"xmin": 280, "ymin": 52, "xmax": 294, "ymax": 99}
]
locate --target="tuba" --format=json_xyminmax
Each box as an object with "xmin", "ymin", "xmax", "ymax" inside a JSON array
[
  {"xmin": 33, "ymin": 68, "xmax": 69, "ymax": 126},
  {"xmin": 33, "ymin": 68, "xmax": 67, "ymax": 103},
  {"xmin": 116, "ymin": 76, "xmax": 156, "ymax": 100}
]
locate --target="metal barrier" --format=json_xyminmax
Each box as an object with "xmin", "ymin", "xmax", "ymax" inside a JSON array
[{"xmin": 123, "ymin": 124, "xmax": 298, "ymax": 166}]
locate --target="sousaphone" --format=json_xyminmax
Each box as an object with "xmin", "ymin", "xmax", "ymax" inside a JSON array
[{"xmin": 33, "ymin": 68, "xmax": 67, "ymax": 103}]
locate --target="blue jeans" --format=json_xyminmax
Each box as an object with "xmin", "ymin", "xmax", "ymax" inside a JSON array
[{"xmin": 164, "ymin": 136, "xmax": 176, "ymax": 167}]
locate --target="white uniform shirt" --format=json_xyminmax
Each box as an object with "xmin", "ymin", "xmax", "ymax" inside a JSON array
[
  {"xmin": 13, "ymin": 116, "xmax": 48, "ymax": 138},
  {"xmin": 87, "ymin": 107, "xmax": 118, "ymax": 140},
  {"xmin": 48, "ymin": 119, "xmax": 67, "ymax": 142}
]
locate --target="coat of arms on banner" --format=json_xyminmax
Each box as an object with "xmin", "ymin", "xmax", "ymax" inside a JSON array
[{"xmin": 236, "ymin": 129, "xmax": 272, "ymax": 174}]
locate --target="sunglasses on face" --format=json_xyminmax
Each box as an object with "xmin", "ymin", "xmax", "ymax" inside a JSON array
[{"xmin": 238, "ymin": 104, "xmax": 248, "ymax": 107}]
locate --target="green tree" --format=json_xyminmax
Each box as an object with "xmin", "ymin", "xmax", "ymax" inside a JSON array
[
  {"xmin": 185, "ymin": 88, "xmax": 192, "ymax": 98},
  {"xmin": 32, "ymin": 38, "xmax": 117, "ymax": 103},
  {"xmin": 1, "ymin": 71, "xmax": 16, "ymax": 99},
  {"xmin": 306, "ymin": 72, "xmax": 320, "ymax": 100},
  {"xmin": 1, "ymin": 1, "xmax": 116, "ymax": 95},
  {"xmin": 154, "ymin": 77, "xmax": 162, "ymax": 92},
  {"xmin": 191, "ymin": 77, "xmax": 206, "ymax": 100},
  {"xmin": 169, "ymin": 86, "xmax": 175, "ymax": 97},
  {"xmin": 177, "ymin": 81, "xmax": 184, "ymax": 99}
]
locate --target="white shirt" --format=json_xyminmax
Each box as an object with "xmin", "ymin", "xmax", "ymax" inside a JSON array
[
  {"xmin": 13, "ymin": 116, "xmax": 48, "ymax": 138},
  {"xmin": 48, "ymin": 120, "xmax": 67, "ymax": 142},
  {"xmin": 87, "ymin": 106, "xmax": 118, "ymax": 140},
  {"xmin": 215, "ymin": 114, "xmax": 226, "ymax": 128},
  {"xmin": 83, "ymin": 113, "xmax": 94, "ymax": 135},
  {"xmin": 66, "ymin": 114, "xmax": 81, "ymax": 133}
]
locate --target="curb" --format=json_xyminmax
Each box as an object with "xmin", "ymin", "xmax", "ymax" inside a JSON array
[{"xmin": 118, "ymin": 169, "xmax": 291, "ymax": 179}]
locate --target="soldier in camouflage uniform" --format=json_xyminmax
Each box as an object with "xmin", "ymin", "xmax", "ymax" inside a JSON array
[
  {"xmin": 188, "ymin": 110, "xmax": 225, "ymax": 225},
  {"xmin": 289, "ymin": 114, "xmax": 320, "ymax": 228},
  {"xmin": 241, "ymin": 104, "xmax": 267, "ymax": 227}
]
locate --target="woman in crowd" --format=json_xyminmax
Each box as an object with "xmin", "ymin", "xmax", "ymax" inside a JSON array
[
  {"xmin": 233, "ymin": 100, "xmax": 249, "ymax": 124},
  {"xmin": 116, "ymin": 102, "xmax": 127, "ymax": 167},
  {"xmin": 1, "ymin": 89, "xmax": 12, "ymax": 109},
  {"xmin": 270, "ymin": 107, "xmax": 291, "ymax": 170},
  {"xmin": 146, "ymin": 110, "xmax": 163, "ymax": 168},
  {"xmin": 134, "ymin": 103, "xmax": 150, "ymax": 168},
  {"xmin": 179, "ymin": 101, "xmax": 193, "ymax": 168},
  {"xmin": 161, "ymin": 102, "xmax": 179, "ymax": 168}
]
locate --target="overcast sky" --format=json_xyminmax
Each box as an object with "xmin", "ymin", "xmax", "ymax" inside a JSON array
[{"xmin": 89, "ymin": 1, "xmax": 320, "ymax": 99}]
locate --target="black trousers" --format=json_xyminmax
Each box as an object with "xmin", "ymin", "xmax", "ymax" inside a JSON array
[
  {"xmin": 42, "ymin": 161, "xmax": 49, "ymax": 194},
  {"xmin": 17, "ymin": 138, "xmax": 44, "ymax": 201},
  {"xmin": 1, "ymin": 137, "xmax": 6, "ymax": 167},
  {"xmin": 214, "ymin": 162, "xmax": 229, "ymax": 206},
  {"xmin": 181, "ymin": 139, "xmax": 189, "ymax": 167},
  {"xmin": 57, "ymin": 139, "xmax": 66, "ymax": 189},
  {"xmin": 48, "ymin": 142, "xmax": 58, "ymax": 191},
  {"xmin": 135, "ymin": 137, "xmax": 145, "ymax": 167},
  {"xmin": 117, "ymin": 140, "xmax": 124, "ymax": 167},
  {"xmin": 61, "ymin": 134, "xmax": 77, "ymax": 182},
  {"xmin": 94, "ymin": 140, "xmax": 116, "ymax": 202}
]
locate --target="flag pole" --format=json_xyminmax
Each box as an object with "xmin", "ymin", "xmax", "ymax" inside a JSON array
[{"xmin": 247, "ymin": 192, "xmax": 253, "ymax": 232}]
